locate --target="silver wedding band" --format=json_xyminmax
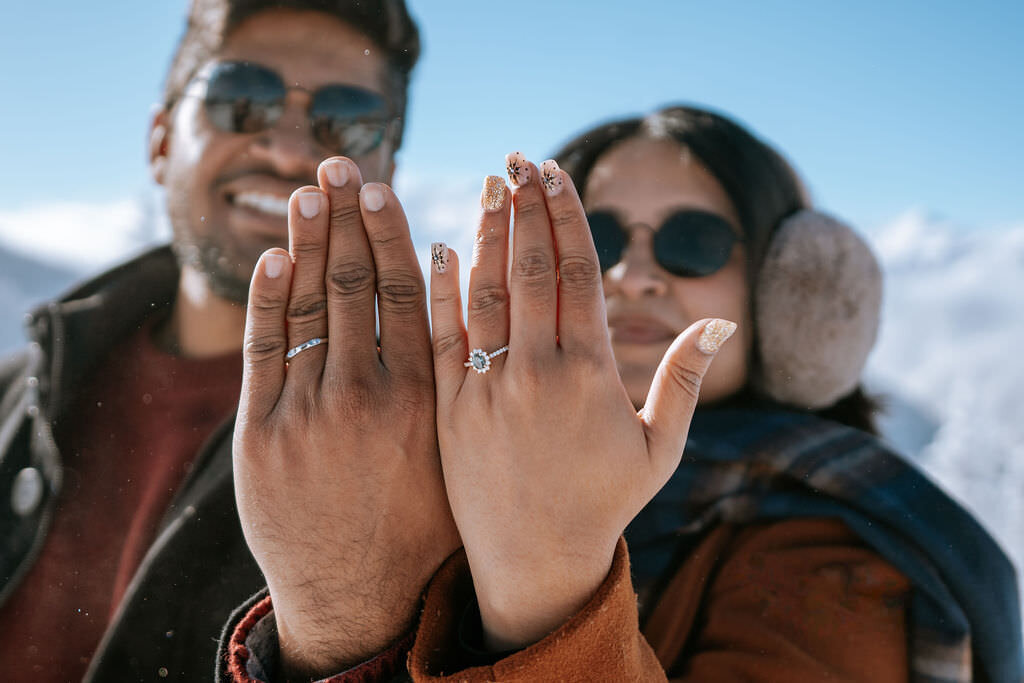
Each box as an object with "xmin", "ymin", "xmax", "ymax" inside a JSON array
[
  {"xmin": 464, "ymin": 345, "xmax": 509, "ymax": 374},
  {"xmin": 285, "ymin": 337, "xmax": 328, "ymax": 360}
]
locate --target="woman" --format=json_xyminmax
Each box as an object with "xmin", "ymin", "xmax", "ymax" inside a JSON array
[{"xmin": 224, "ymin": 107, "xmax": 1022, "ymax": 682}]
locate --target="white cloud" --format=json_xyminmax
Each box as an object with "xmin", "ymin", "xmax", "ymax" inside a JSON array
[{"xmin": 0, "ymin": 193, "xmax": 171, "ymax": 272}]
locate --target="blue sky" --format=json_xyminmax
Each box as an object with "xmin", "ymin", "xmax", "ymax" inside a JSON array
[{"xmin": 1, "ymin": 0, "xmax": 1021, "ymax": 232}]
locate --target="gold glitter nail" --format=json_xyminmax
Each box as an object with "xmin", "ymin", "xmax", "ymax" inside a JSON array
[
  {"xmin": 430, "ymin": 242, "xmax": 449, "ymax": 274},
  {"xmin": 481, "ymin": 175, "xmax": 506, "ymax": 211},
  {"xmin": 697, "ymin": 319, "xmax": 737, "ymax": 355},
  {"xmin": 540, "ymin": 160, "xmax": 563, "ymax": 196},
  {"xmin": 505, "ymin": 151, "xmax": 530, "ymax": 186}
]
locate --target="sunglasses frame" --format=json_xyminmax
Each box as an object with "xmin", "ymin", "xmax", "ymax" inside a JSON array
[
  {"xmin": 179, "ymin": 60, "xmax": 397, "ymax": 157},
  {"xmin": 586, "ymin": 209, "xmax": 745, "ymax": 278}
]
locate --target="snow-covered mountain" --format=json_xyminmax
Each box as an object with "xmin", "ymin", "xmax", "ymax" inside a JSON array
[{"xmin": 1, "ymin": 192, "xmax": 1021, "ymax": 617}]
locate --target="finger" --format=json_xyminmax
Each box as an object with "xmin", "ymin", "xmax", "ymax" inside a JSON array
[
  {"xmin": 466, "ymin": 175, "xmax": 512, "ymax": 374},
  {"xmin": 506, "ymin": 152, "xmax": 558, "ymax": 355},
  {"xmin": 317, "ymin": 157, "xmax": 379, "ymax": 378},
  {"xmin": 283, "ymin": 186, "xmax": 329, "ymax": 388},
  {"xmin": 640, "ymin": 319, "xmax": 738, "ymax": 481},
  {"xmin": 239, "ymin": 249, "xmax": 293, "ymax": 424},
  {"xmin": 538, "ymin": 160, "xmax": 608, "ymax": 356},
  {"xmin": 428, "ymin": 244, "xmax": 467, "ymax": 405},
  {"xmin": 359, "ymin": 183, "xmax": 431, "ymax": 377}
]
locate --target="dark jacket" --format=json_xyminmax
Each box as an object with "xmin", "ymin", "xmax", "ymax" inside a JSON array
[{"xmin": 0, "ymin": 246, "xmax": 266, "ymax": 681}]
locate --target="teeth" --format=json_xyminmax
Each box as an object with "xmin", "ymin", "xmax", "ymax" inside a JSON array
[{"xmin": 233, "ymin": 192, "xmax": 289, "ymax": 217}]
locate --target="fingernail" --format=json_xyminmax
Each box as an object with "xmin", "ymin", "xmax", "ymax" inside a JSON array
[
  {"xmin": 540, "ymin": 160, "xmax": 564, "ymax": 196},
  {"xmin": 697, "ymin": 319, "xmax": 737, "ymax": 355},
  {"xmin": 298, "ymin": 192, "xmax": 322, "ymax": 219},
  {"xmin": 505, "ymin": 151, "xmax": 530, "ymax": 186},
  {"xmin": 264, "ymin": 253, "xmax": 286, "ymax": 279},
  {"xmin": 323, "ymin": 159, "xmax": 349, "ymax": 187},
  {"xmin": 361, "ymin": 184, "xmax": 386, "ymax": 212},
  {"xmin": 431, "ymin": 242, "xmax": 449, "ymax": 273},
  {"xmin": 481, "ymin": 175, "xmax": 506, "ymax": 212}
]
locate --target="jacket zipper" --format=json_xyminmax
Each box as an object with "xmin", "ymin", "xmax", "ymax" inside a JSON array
[{"xmin": 0, "ymin": 307, "xmax": 66, "ymax": 609}]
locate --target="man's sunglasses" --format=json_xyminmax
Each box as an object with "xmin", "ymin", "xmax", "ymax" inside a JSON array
[
  {"xmin": 586, "ymin": 210, "xmax": 742, "ymax": 278},
  {"xmin": 184, "ymin": 60, "xmax": 394, "ymax": 157}
]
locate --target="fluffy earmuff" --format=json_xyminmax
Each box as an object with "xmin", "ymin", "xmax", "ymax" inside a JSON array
[{"xmin": 753, "ymin": 210, "xmax": 883, "ymax": 409}]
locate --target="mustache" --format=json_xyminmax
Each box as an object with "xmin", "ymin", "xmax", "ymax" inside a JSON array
[{"xmin": 214, "ymin": 167, "xmax": 318, "ymax": 189}]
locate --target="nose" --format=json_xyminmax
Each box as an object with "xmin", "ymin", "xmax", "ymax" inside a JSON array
[
  {"xmin": 247, "ymin": 90, "xmax": 321, "ymax": 181},
  {"xmin": 603, "ymin": 230, "xmax": 669, "ymax": 300}
]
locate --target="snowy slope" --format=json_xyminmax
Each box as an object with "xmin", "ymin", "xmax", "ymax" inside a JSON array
[{"xmin": 1, "ymin": 193, "xmax": 1021, "ymax": 617}]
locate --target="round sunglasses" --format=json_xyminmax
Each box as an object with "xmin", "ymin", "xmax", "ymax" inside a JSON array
[
  {"xmin": 586, "ymin": 210, "xmax": 742, "ymax": 277},
  {"xmin": 183, "ymin": 60, "xmax": 394, "ymax": 158}
]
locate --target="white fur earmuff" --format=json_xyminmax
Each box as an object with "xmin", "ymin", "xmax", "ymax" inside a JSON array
[{"xmin": 753, "ymin": 210, "xmax": 883, "ymax": 409}]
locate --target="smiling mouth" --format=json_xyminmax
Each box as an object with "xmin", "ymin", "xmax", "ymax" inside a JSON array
[{"xmin": 229, "ymin": 191, "xmax": 290, "ymax": 218}]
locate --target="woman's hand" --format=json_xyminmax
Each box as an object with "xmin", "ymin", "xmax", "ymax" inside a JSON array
[
  {"xmin": 233, "ymin": 157, "xmax": 459, "ymax": 678},
  {"xmin": 429, "ymin": 155, "xmax": 735, "ymax": 651}
]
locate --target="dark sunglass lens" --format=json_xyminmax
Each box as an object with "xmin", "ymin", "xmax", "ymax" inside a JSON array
[
  {"xmin": 310, "ymin": 86, "xmax": 389, "ymax": 155},
  {"xmin": 203, "ymin": 62, "xmax": 285, "ymax": 134},
  {"xmin": 586, "ymin": 212, "xmax": 628, "ymax": 272},
  {"xmin": 654, "ymin": 211, "xmax": 738, "ymax": 277}
]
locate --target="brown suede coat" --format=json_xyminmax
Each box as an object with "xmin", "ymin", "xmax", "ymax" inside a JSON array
[{"xmin": 409, "ymin": 518, "xmax": 910, "ymax": 682}]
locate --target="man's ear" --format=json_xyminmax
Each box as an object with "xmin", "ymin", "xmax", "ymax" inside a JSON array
[{"xmin": 149, "ymin": 105, "xmax": 172, "ymax": 186}]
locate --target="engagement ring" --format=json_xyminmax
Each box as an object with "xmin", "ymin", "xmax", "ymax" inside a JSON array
[{"xmin": 464, "ymin": 345, "xmax": 509, "ymax": 374}]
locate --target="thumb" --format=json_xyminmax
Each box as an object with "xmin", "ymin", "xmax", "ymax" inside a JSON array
[{"xmin": 639, "ymin": 318, "xmax": 738, "ymax": 478}]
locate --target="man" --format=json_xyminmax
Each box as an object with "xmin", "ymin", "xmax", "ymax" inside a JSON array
[{"xmin": 0, "ymin": 1, "xmax": 420, "ymax": 679}]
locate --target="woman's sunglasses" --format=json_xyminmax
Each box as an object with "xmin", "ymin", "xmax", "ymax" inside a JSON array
[
  {"xmin": 183, "ymin": 60, "xmax": 394, "ymax": 157},
  {"xmin": 586, "ymin": 210, "xmax": 742, "ymax": 278}
]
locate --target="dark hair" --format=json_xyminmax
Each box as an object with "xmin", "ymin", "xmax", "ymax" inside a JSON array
[
  {"xmin": 552, "ymin": 104, "xmax": 880, "ymax": 434},
  {"xmin": 161, "ymin": 0, "xmax": 420, "ymax": 149}
]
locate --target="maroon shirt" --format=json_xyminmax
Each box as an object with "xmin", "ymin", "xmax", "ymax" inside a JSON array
[{"xmin": 0, "ymin": 319, "xmax": 242, "ymax": 681}]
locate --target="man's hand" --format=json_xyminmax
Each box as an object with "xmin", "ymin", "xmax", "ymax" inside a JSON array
[
  {"xmin": 233, "ymin": 157, "xmax": 459, "ymax": 678},
  {"xmin": 429, "ymin": 158, "xmax": 735, "ymax": 651}
]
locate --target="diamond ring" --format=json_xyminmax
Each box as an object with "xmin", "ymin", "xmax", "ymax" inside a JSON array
[
  {"xmin": 285, "ymin": 337, "xmax": 327, "ymax": 360},
  {"xmin": 464, "ymin": 345, "xmax": 509, "ymax": 374}
]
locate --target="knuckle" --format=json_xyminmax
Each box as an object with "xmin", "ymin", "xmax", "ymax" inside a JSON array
[
  {"xmin": 513, "ymin": 248, "xmax": 555, "ymax": 282},
  {"xmin": 550, "ymin": 206, "xmax": 580, "ymax": 232},
  {"xmin": 377, "ymin": 274, "xmax": 425, "ymax": 314},
  {"xmin": 287, "ymin": 292, "xmax": 327, "ymax": 324},
  {"xmin": 514, "ymin": 200, "xmax": 547, "ymax": 225},
  {"xmin": 329, "ymin": 200, "xmax": 362, "ymax": 226},
  {"xmin": 432, "ymin": 330, "xmax": 465, "ymax": 360},
  {"xmin": 290, "ymin": 240, "xmax": 325, "ymax": 260},
  {"xmin": 469, "ymin": 285, "xmax": 509, "ymax": 315},
  {"xmin": 327, "ymin": 262, "xmax": 375, "ymax": 298},
  {"xmin": 558, "ymin": 254, "xmax": 601, "ymax": 293},
  {"xmin": 369, "ymin": 230, "xmax": 403, "ymax": 251},
  {"xmin": 665, "ymin": 361, "xmax": 703, "ymax": 400},
  {"xmin": 247, "ymin": 294, "xmax": 285, "ymax": 317},
  {"xmin": 474, "ymin": 226, "xmax": 505, "ymax": 249},
  {"xmin": 244, "ymin": 335, "xmax": 287, "ymax": 363}
]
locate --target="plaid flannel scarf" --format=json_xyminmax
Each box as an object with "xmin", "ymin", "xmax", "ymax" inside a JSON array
[{"xmin": 626, "ymin": 406, "xmax": 1023, "ymax": 683}]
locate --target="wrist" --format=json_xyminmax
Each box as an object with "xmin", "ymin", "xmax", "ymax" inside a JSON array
[
  {"xmin": 272, "ymin": 587, "xmax": 419, "ymax": 678},
  {"xmin": 470, "ymin": 545, "xmax": 616, "ymax": 651}
]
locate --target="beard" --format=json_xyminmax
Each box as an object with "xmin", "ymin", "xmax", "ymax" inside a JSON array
[{"xmin": 171, "ymin": 233, "xmax": 268, "ymax": 305}]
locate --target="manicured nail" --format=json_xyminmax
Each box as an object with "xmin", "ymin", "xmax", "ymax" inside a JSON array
[
  {"xmin": 697, "ymin": 319, "xmax": 737, "ymax": 355},
  {"xmin": 298, "ymin": 192, "xmax": 322, "ymax": 219},
  {"xmin": 431, "ymin": 242, "xmax": 449, "ymax": 273},
  {"xmin": 481, "ymin": 175, "xmax": 506, "ymax": 212},
  {"xmin": 323, "ymin": 159, "xmax": 349, "ymax": 187},
  {"xmin": 361, "ymin": 184, "xmax": 386, "ymax": 212},
  {"xmin": 540, "ymin": 160, "xmax": 563, "ymax": 196},
  {"xmin": 505, "ymin": 151, "xmax": 530, "ymax": 186},
  {"xmin": 264, "ymin": 253, "xmax": 286, "ymax": 279}
]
